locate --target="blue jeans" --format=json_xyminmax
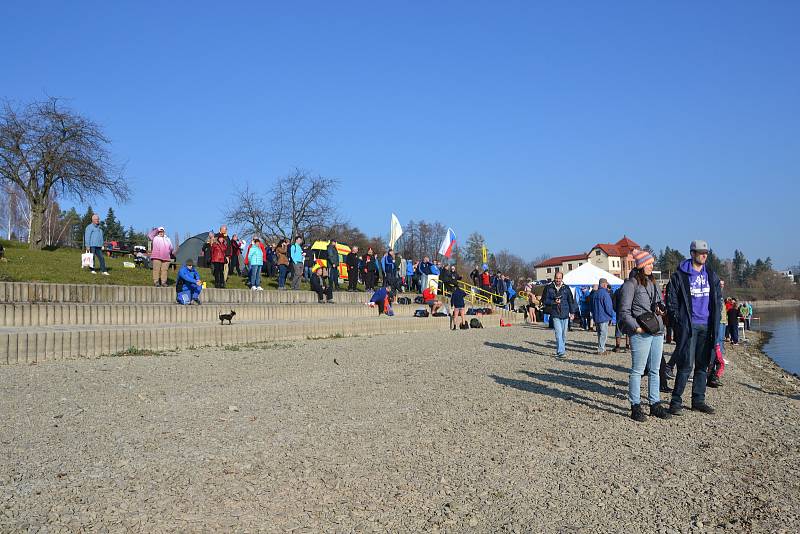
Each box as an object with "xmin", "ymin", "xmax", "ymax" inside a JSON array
[
  {"xmin": 717, "ymin": 321, "xmax": 726, "ymax": 355},
  {"xmin": 552, "ymin": 317, "xmax": 569, "ymax": 355},
  {"xmin": 671, "ymin": 324, "xmax": 712, "ymax": 408},
  {"xmin": 90, "ymin": 246, "xmax": 107, "ymax": 272},
  {"xmin": 278, "ymin": 264, "xmax": 288, "ymax": 288},
  {"xmin": 249, "ymin": 265, "xmax": 262, "ymax": 288},
  {"xmin": 628, "ymin": 333, "xmax": 663, "ymax": 406},
  {"xmin": 597, "ymin": 321, "xmax": 609, "ymax": 353}
]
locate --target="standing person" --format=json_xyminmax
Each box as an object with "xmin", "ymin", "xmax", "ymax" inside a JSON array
[
  {"xmin": 149, "ymin": 226, "xmax": 173, "ymax": 287},
  {"xmin": 592, "ymin": 278, "xmax": 614, "ymax": 354},
  {"xmin": 618, "ymin": 250, "xmax": 671, "ymax": 422},
  {"xmin": 708, "ymin": 279, "xmax": 728, "ymax": 388},
  {"xmin": 406, "ymin": 258, "xmax": 415, "ymax": 292},
  {"xmin": 362, "ymin": 247, "xmax": 378, "ymax": 291},
  {"xmin": 739, "ymin": 301, "xmax": 750, "ymax": 331},
  {"xmin": 542, "ymin": 272, "xmax": 578, "ymax": 357},
  {"xmin": 83, "ymin": 214, "xmax": 109, "ymax": 276},
  {"xmin": 345, "ymin": 246, "xmax": 360, "ymax": 291},
  {"xmin": 265, "ymin": 243, "xmax": 277, "ymax": 277},
  {"xmin": 246, "ymin": 236, "xmax": 265, "ymax": 290},
  {"xmin": 470, "ymin": 265, "xmax": 480, "ymax": 287},
  {"xmin": 745, "ymin": 301, "xmax": 753, "ymax": 330},
  {"xmin": 229, "ymin": 234, "xmax": 243, "ymax": 276},
  {"xmin": 219, "ymin": 225, "xmax": 232, "ymax": 282},
  {"xmin": 290, "ymin": 236, "xmax": 305, "ymax": 290},
  {"xmin": 201, "ymin": 232, "xmax": 214, "ymax": 268},
  {"xmin": 667, "ymin": 240, "xmax": 721, "ymax": 416},
  {"xmin": 480, "ymin": 267, "xmax": 491, "ymax": 292},
  {"xmin": 579, "ymin": 287, "xmax": 592, "ymax": 330},
  {"xmin": 612, "ymin": 286, "xmax": 630, "ymax": 352},
  {"xmin": 493, "ymin": 272, "xmax": 507, "ymax": 307},
  {"xmin": 210, "ymin": 234, "xmax": 228, "ymax": 288},
  {"xmin": 275, "ymin": 238, "xmax": 289, "ymax": 289},
  {"xmin": 727, "ymin": 299, "xmax": 742, "ymax": 345},
  {"xmin": 327, "ymin": 239, "xmax": 340, "ymax": 290},
  {"xmin": 382, "ymin": 249, "xmax": 396, "ymax": 287},
  {"xmin": 663, "ymin": 281, "xmax": 674, "ymax": 344},
  {"xmin": 450, "ymin": 284, "xmax": 468, "ymax": 329},
  {"xmin": 418, "ymin": 256, "xmax": 433, "ymax": 292},
  {"xmin": 506, "ymin": 276, "xmax": 517, "ymax": 311},
  {"xmin": 526, "ymin": 290, "xmax": 540, "ymax": 323}
]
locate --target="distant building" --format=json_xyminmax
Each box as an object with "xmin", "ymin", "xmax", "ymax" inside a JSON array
[
  {"xmin": 535, "ymin": 236, "xmax": 642, "ymax": 281},
  {"xmin": 534, "ymin": 253, "xmax": 588, "ymax": 281},
  {"xmin": 780, "ymin": 270, "xmax": 796, "ymax": 282}
]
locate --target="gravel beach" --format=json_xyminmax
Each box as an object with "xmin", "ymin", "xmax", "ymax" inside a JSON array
[{"xmin": 2, "ymin": 324, "xmax": 799, "ymax": 533}]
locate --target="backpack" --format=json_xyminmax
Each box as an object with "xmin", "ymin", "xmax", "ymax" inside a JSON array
[
  {"xmin": 469, "ymin": 318, "xmax": 483, "ymax": 329},
  {"xmin": 414, "ymin": 296, "xmax": 424, "ymax": 304},
  {"xmin": 414, "ymin": 309, "xmax": 429, "ymax": 318},
  {"xmin": 459, "ymin": 322, "xmax": 470, "ymax": 330},
  {"xmin": 397, "ymin": 297, "xmax": 411, "ymax": 305}
]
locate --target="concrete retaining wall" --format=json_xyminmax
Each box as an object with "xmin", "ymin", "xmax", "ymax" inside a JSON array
[{"xmin": 1, "ymin": 316, "xmax": 455, "ymax": 364}]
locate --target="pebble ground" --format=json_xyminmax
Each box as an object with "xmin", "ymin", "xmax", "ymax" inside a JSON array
[{"xmin": 2, "ymin": 324, "xmax": 799, "ymax": 533}]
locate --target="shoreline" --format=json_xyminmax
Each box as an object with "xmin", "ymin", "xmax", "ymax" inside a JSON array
[
  {"xmin": 751, "ymin": 299, "xmax": 800, "ymax": 309},
  {"xmin": 728, "ymin": 329, "xmax": 800, "ymax": 397}
]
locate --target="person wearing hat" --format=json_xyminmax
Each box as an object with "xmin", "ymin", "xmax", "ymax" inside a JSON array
[
  {"xmin": 176, "ymin": 259, "xmax": 202, "ymax": 305},
  {"xmin": 666, "ymin": 240, "xmax": 722, "ymax": 416},
  {"xmin": 618, "ymin": 249, "xmax": 671, "ymax": 422},
  {"xmin": 149, "ymin": 226, "xmax": 174, "ymax": 287},
  {"xmin": 592, "ymin": 277, "xmax": 614, "ymax": 354}
]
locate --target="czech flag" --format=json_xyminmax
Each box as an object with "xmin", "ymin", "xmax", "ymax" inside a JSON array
[{"xmin": 438, "ymin": 227, "xmax": 456, "ymax": 258}]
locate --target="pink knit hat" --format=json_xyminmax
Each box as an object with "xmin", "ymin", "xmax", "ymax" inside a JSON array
[{"xmin": 632, "ymin": 248, "xmax": 654, "ymax": 269}]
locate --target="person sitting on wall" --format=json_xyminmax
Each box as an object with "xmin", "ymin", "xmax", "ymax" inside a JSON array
[
  {"xmin": 422, "ymin": 285, "xmax": 442, "ymax": 316},
  {"xmin": 176, "ymin": 259, "xmax": 203, "ymax": 305}
]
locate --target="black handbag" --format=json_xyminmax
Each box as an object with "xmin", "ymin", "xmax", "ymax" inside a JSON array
[{"xmin": 635, "ymin": 283, "xmax": 660, "ymax": 335}]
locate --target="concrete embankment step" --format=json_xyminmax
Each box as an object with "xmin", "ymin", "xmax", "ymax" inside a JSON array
[
  {"xmin": 0, "ymin": 302, "xmax": 432, "ymax": 327},
  {"xmin": 0, "ymin": 282, "xmax": 369, "ymax": 305},
  {"xmin": 0, "ymin": 316, "xmax": 461, "ymax": 364}
]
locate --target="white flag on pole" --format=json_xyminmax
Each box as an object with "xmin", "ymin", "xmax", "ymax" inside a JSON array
[{"xmin": 389, "ymin": 213, "xmax": 403, "ymax": 249}]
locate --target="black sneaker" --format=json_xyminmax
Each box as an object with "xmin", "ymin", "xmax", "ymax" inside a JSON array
[
  {"xmin": 691, "ymin": 402, "xmax": 715, "ymax": 414},
  {"xmin": 630, "ymin": 404, "xmax": 647, "ymax": 423},
  {"xmin": 650, "ymin": 404, "xmax": 672, "ymax": 420},
  {"xmin": 668, "ymin": 404, "xmax": 684, "ymax": 416}
]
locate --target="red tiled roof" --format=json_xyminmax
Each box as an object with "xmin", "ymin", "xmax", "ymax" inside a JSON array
[
  {"xmin": 535, "ymin": 253, "xmax": 588, "ymax": 268},
  {"xmin": 591, "ymin": 236, "xmax": 641, "ymax": 258}
]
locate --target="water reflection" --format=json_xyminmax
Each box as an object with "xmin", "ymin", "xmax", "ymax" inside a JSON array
[{"xmin": 756, "ymin": 306, "xmax": 800, "ymax": 375}]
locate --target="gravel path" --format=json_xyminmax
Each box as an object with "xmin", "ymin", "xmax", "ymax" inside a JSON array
[{"xmin": 2, "ymin": 324, "xmax": 799, "ymax": 533}]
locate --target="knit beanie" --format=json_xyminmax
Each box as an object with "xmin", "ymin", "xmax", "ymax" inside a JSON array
[{"xmin": 632, "ymin": 248, "xmax": 654, "ymax": 269}]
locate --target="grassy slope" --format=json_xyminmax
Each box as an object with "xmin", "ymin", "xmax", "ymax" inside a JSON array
[{"xmin": 0, "ymin": 239, "xmax": 309, "ymax": 290}]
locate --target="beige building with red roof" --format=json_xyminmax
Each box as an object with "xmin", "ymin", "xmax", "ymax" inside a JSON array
[{"xmin": 534, "ymin": 236, "xmax": 640, "ymax": 281}]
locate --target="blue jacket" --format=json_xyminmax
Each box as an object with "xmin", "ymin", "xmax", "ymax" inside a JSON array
[
  {"xmin": 290, "ymin": 243, "xmax": 304, "ymax": 264},
  {"xmin": 542, "ymin": 282, "xmax": 578, "ymax": 319},
  {"xmin": 176, "ymin": 265, "xmax": 201, "ymax": 292},
  {"xmin": 382, "ymin": 254, "xmax": 395, "ymax": 276},
  {"xmin": 84, "ymin": 224, "xmax": 104, "ymax": 248},
  {"xmin": 493, "ymin": 276, "xmax": 506, "ymax": 295},
  {"xmin": 406, "ymin": 261, "xmax": 414, "ymax": 276},
  {"xmin": 506, "ymin": 280, "xmax": 516, "ymax": 299},
  {"xmin": 370, "ymin": 287, "xmax": 389, "ymax": 303},
  {"xmin": 592, "ymin": 287, "xmax": 614, "ymax": 323},
  {"xmin": 418, "ymin": 261, "xmax": 433, "ymax": 275},
  {"xmin": 247, "ymin": 244, "xmax": 264, "ymax": 266}
]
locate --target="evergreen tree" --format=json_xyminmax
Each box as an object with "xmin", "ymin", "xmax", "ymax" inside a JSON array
[
  {"xmin": 103, "ymin": 207, "xmax": 123, "ymax": 240},
  {"xmin": 63, "ymin": 207, "xmax": 82, "ymax": 247},
  {"xmin": 732, "ymin": 249, "xmax": 748, "ymax": 286}
]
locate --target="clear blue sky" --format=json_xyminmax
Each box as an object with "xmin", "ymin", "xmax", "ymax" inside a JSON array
[{"xmin": 3, "ymin": 1, "xmax": 798, "ymax": 268}]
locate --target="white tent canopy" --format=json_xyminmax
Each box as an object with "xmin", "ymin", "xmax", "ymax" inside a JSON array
[{"xmin": 562, "ymin": 263, "xmax": 625, "ymax": 286}]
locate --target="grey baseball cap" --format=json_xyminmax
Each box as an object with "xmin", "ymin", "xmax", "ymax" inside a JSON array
[{"xmin": 690, "ymin": 240, "xmax": 709, "ymax": 252}]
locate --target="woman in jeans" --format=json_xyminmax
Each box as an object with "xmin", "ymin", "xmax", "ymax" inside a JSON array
[
  {"xmin": 275, "ymin": 238, "xmax": 290, "ymax": 289},
  {"xmin": 617, "ymin": 249, "xmax": 671, "ymax": 423},
  {"xmin": 246, "ymin": 237, "xmax": 265, "ymax": 290}
]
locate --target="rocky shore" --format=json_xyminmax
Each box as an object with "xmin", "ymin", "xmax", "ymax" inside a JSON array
[{"xmin": 2, "ymin": 324, "xmax": 799, "ymax": 533}]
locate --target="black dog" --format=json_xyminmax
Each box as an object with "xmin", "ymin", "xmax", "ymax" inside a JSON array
[{"xmin": 219, "ymin": 310, "xmax": 236, "ymax": 325}]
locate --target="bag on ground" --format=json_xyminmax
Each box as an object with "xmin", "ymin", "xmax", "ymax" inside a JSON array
[{"xmin": 469, "ymin": 318, "xmax": 483, "ymax": 329}]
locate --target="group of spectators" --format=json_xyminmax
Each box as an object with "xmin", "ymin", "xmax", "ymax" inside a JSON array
[{"xmin": 540, "ymin": 240, "xmax": 741, "ymax": 423}]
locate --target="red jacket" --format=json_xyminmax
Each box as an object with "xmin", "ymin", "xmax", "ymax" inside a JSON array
[
  {"xmin": 422, "ymin": 288, "xmax": 436, "ymax": 301},
  {"xmin": 211, "ymin": 242, "xmax": 227, "ymax": 263},
  {"xmin": 481, "ymin": 272, "xmax": 490, "ymax": 286}
]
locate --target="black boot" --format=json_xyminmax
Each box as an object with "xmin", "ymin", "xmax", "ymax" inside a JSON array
[{"xmin": 630, "ymin": 404, "xmax": 647, "ymax": 423}]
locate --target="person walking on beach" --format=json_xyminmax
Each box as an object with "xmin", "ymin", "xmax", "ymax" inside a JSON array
[
  {"xmin": 149, "ymin": 226, "xmax": 174, "ymax": 287},
  {"xmin": 542, "ymin": 271, "xmax": 577, "ymax": 357},
  {"xmin": 592, "ymin": 278, "xmax": 614, "ymax": 354},
  {"xmin": 667, "ymin": 240, "xmax": 721, "ymax": 416},
  {"xmin": 83, "ymin": 214, "xmax": 109, "ymax": 276},
  {"xmin": 618, "ymin": 250, "xmax": 671, "ymax": 422}
]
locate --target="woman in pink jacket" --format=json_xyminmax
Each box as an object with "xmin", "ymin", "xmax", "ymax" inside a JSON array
[{"xmin": 149, "ymin": 226, "xmax": 174, "ymax": 287}]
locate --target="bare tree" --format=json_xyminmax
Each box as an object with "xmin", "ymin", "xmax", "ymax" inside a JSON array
[
  {"xmin": 225, "ymin": 168, "xmax": 339, "ymax": 240},
  {"xmin": 0, "ymin": 98, "xmax": 129, "ymax": 249}
]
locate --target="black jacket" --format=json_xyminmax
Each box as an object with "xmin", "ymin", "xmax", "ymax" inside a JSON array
[
  {"xmin": 666, "ymin": 267, "xmax": 721, "ymax": 368},
  {"xmin": 542, "ymin": 282, "xmax": 578, "ymax": 320}
]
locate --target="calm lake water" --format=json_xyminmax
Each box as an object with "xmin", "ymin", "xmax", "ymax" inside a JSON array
[{"xmin": 755, "ymin": 306, "xmax": 800, "ymax": 375}]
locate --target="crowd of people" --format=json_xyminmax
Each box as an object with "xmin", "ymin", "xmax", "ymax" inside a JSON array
[
  {"xmin": 537, "ymin": 240, "xmax": 747, "ymax": 423},
  {"xmin": 82, "ymin": 218, "xmax": 754, "ymax": 422}
]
